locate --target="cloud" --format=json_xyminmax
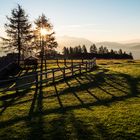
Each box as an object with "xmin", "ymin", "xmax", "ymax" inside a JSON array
[
  {"xmin": 55, "ymin": 23, "xmax": 111, "ymax": 33},
  {"xmin": 57, "ymin": 23, "xmax": 98, "ymax": 30},
  {"xmin": 90, "ymin": 29, "xmax": 112, "ymax": 33}
]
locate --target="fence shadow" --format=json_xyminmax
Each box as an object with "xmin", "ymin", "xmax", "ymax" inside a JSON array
[
  {"xmin": 0, "ymin": 67, "xmax": 37, "ymax": 115},
  {"xmin": 0, "ymin": 66, "xmax": 140, "ymax": 139}
]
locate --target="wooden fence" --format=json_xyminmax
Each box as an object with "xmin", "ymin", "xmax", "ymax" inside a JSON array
[{"xmin": 0, "ymin": 58, "xmax": 96, "ymax": 92}]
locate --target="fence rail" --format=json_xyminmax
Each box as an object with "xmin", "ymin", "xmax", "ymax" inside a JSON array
[{"xmin": 0, "ymin": 58, "xmax": 96, "ymax": 92}]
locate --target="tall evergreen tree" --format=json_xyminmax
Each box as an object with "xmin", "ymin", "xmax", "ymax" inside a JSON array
[
  {"xmin": 34, "ymin": 14, "xmax": 57, "ymax": 57},
  {"xmin": 74, "ymin": 47, "xmax": 79, "ymax": 54},
  {"xmin": 98, "ymin": 46, "xmax": 104, "ymax": 54},
  {"xmin": 129, "ymin": 52, "xmax": 133, "ymax": 57},
  {"xmin": 1, "ymin": 4, "xmax": 33, "ymax": 65},
  {"xmin": 77, "ymin": 45, "xmax": 82, "ymax": 53},
  {"xmin": 63, "ymin": 47, "xmax": 68, "ymax": 55},
  {"xmin": 90, "ymin": 44, "xmax": 97, "ymax": 53},
  {"xmin": 103, "ymin": 47, "xmax": 109, "ymax": 54},
  {"xmin": 118, "ymin": 49, "xmax": 123, "ymax": 55},
  {"xmin": 69, "ymin": 47, "xmax": 73, "ymax": 54},
  {"xmin": 82, "ymin": 45, "xmax": 87, "ymax": 53},
  {"xmin": 62, "ymin": 47, "xmax": 66, "ymax": 55}
]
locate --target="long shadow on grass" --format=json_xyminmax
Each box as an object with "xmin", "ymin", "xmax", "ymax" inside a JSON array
[
  {"xmin": 27, "ymin": 60, "xmax": 45, "ymax": 139},
  {"xmin": 0, "ymin": 67, "xmax": 37, "ymax": 115},
  {"xmin": 87, "ymin": 70, "xmax": 140, "ymax": 97},
  {"xmin": 54, "ymin": 84, "xmax": 64, "ymax": 110},
  {"xmin": 27, "ymin": 83, "xmax": 45, "ymax": 139},
  {"xmin": 65, "ymin": 80, "xmax": 85, "ymax": 106},
  {"xmin": 45, "ymin": 68, "xmax": 140, "ymax": 107},
  {"xmin": 75, "ymin": 76, "xmax": 101, "ymax": 102},
  {"xmin": 83, "ymin": 71, "xmax": 140, "ymax": 102},
  {"xmin": 0, "ymin": 67, "xmax": 140, "ymax": 139},
  {"xmin": 86, "ymin": 71, "xmax": 129, "ymax": 95},
  {"xmin": 30, "ymin": 110, "xmax": 110, "ymax": 140},
  {"xmin": 3, "ymin": 67, "xmax": 140, "ymax": 109}
]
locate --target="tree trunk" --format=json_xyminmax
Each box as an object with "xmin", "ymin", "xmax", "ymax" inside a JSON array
[{"xmin": 17, "ymin": 16, "xmax": 21, "ymax": 66}]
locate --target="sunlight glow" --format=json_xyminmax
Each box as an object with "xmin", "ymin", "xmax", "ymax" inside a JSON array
[{"xmin": 40, "ymin": 28, "xmax": 48, "ymax": 36}]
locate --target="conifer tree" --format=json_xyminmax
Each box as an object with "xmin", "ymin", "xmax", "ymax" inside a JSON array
[
  {"xmin": 98, "ymin": 46, "xmax": 104, "ymax": 54},
  {"xmin": 118, "ymin": 49, "xmax": 123, "ymax": 55},
  {"xmin": 34, "ymin": 14, "xmax": 57, "ymax": 57},
  {"xmin": 63, "ymin": 47, "xmax": 69, "ymax": 55},
  {"xmin": 90, "ymin": 44, "xmax": 97, "ymax": 53},
  {"xmin": 82, "ymin": 45, "xmax": 87, "ymax": 53},
  {"xmin": 1, "ymin": 4, "xmax": 33, "ymax": 65},
  {"xmin": 69, "ymin": 47, "xmax": 73, "ymax": 54}
]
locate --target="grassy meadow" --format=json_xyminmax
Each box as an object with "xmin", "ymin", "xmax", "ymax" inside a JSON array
[{"xmin": 0, "ymin": 59, "xmax": 140, "ymax": 140}]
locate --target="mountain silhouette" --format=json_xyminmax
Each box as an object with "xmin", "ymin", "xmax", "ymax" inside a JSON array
[{"xmin": 56, "ymin": 36, "xmax": 93, "ymax": 52}]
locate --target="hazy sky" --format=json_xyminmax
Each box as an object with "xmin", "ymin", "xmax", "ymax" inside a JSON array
[{"xmin": 0, "ymin": 0, "xmax": 140, "ymax": 42}]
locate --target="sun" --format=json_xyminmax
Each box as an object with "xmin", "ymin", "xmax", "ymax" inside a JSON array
[{"xmin": 40, "ymin": 28, "xmax": 47, "ymax": 36}]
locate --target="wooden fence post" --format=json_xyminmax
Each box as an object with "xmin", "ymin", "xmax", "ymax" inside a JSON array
[
  {"xmin": 71, "ymin": 59, "xmax": 73, "ymax": 66},
  {"xmin": 91, "ymin": 59, "xmax": 93, "ymax": 68},
  {"xmin": 45, "ymin": 59, "xmax": 47, "ymax": 79},
  {"xmin": 52, "ymin": 69, "xmax": 55, "ymax": 83},
  {"xmin": 45, "ymin": 59, "xmax": 47, "ymax": 70},
  {"xmin": 57, "ymin": 59, "xmax": 58, "ymax": 65},
  {"xmin": 94, "ymin": 57, "xmax": 96, "ymax": 66},
  {"xmin": 36, "ymin": 72, "xmax": 38, "ymax": 88},
  {"xmin": 92, "ymin": 59, "xmax": 95, "ymax": 67},
  {"xmin": 71, "ymin": 60, "xmax": 74, "ymax": 76},
  {"xmin": 88, "ymin": 60, "xmax": 90, "ymax": 70},
  {"xmin": 79, "ymin": 63, "xmax": 81, "ymax": 74},
  {"xmin": 63, "ymin": 67, "xmax": 65, "ymax": 79},
  {"xmin": 64, "ymin": 59, "xmax": 66, "ymax": 66},
  {"xmin": 82, "ymin": 59, "xmax": 83, "ymax": 64},
  {"xmin": 46, "ymin": 67, "xmax": 47, "ymax": 79},
  {"xmin": 86, "ymin": 61, "xmax": 88, "ymax": 72}
]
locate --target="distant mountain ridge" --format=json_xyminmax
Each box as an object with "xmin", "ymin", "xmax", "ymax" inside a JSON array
[
  {"xmin": 57, "ymin": 36, "xmax": 140, "ymax": 50},
  {"xmin": 120, "ymin": 39, "xmax": 140, "ymax": 44},
  {"xmin": 96, "ymin": 42, "xmax": 126, "ymax": 49},
  {"xmin": 56, "ymin": 36, "xmax": 140, "ymax": 59},
  {"xmin": 56, "ymin": 36, "xmax": 93, "ymax": 52}
]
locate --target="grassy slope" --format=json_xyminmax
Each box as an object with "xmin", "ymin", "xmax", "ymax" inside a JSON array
[{"xmin": 0, "ymin": 60, "xmax": 140, "ymax": 140}]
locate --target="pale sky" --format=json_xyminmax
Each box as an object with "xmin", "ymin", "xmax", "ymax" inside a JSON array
[{"xmin": 0, "ymin": 0, "xmax": 140, "ymax": 42}]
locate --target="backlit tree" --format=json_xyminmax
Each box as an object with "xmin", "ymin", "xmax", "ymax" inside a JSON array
[{"xmin": 1, "ymin": 4, "xmax": 33, "ymax": 65}]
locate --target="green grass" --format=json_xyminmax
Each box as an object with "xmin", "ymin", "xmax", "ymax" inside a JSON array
[{"xmin": 0, "ymin": 60, "xmax": 140, "ymax": 140}]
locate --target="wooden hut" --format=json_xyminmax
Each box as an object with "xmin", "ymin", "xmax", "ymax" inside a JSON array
[{"xmin": 24, "ymin": 56, "xmax": 38, "ymax": 66}]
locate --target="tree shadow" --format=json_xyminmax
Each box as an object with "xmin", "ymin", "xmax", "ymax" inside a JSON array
[
  {"xmin": 26, "ymin": 59, "xmax": 45, "ymax": 139},
  {"xmin": 0, "ymin": 67, "xmax": 140, "ymax": 139},
  {"xmin": 87, "ymin": 71, "xmax": 129, "ymax": 95},
  {"xmin": 47, "ymin": 67, "xmax": 139, "ymax": 108},
  {"xmin": 68, "ymin": 112, "xmax": 110, "ymax": 140},
  {"xmin": 26, "ymin": 85, "xmax": 44, "ymax": 140},
  {"xmin": 88, "ymin": 69, "xmax": 140, "ymax": 97},
  {"xmin": 84, "ymin": 74, "xmax": 116, "ymax": 98},
  {"xmin": 43, "ymin": 111, "xmax": 110, "ymax": 140}
]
